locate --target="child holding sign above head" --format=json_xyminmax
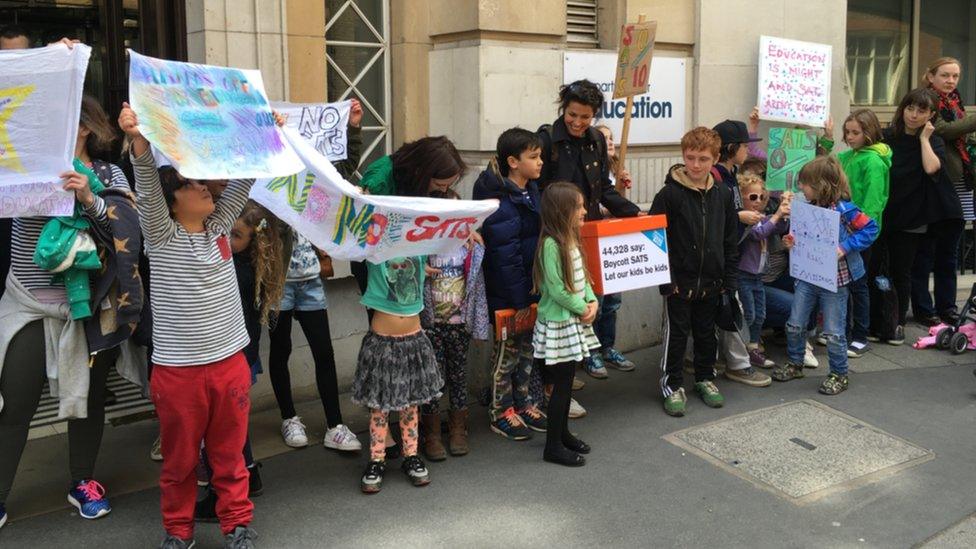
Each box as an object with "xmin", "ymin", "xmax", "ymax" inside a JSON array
[
  {"xmin": 118, "ymin": 103, "xmax": 276, "ymax": 548},
  {"xmin": 736, "ymin": 174, "xmax": 791, "ymax": 368},
  {"xmin": 838, "ymin": 109, "xmax": 889, "ymax": 357},
  {"xmin": 650, "ymin": 127, "xmax": 739, "ymax": 417},
  {"xmin": 531, "ymin": 182, "xmax": 599, "ymax": 467},
  {"xmin": 773, "ymin": 157, "xmax": 878, "ymax": 395}
]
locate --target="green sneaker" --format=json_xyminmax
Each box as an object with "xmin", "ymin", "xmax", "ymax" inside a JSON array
[
  {"xmin": 771, "ymin": 362, "xmax": 805, "ymax": 382},
  {"xmin": 818, "ymin": 373, "xmax": 849, "ymax": 395},
  {"xmin": 663, "ymin": 388, "xmax": 687, "ymax": 417},
  {"xmin": 694, "ymin": 381, "xmax": 724, "ymax": 408}
]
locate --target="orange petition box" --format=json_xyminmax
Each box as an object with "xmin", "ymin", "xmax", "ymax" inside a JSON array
[
  {"xmin": 494, "ymin": 304, "xmax": 538, "ymax": 341},
  {"xmin": 580, "ymin": 215, "xmax": 670, "ymax": 295}
]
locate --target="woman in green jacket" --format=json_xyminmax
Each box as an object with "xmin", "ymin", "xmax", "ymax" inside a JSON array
[{"xmin": 912, "ymin": 57, "xmax": 976, "ymax": 325}]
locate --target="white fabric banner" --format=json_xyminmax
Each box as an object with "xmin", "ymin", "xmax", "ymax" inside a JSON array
[
  {"xmin": 0, "ymin": 43, "xmax": 90, "ymax": 217},
  {"xmin": 250, "ymin": 127, "xmax": 499, "ymax": 263},
  {"xmin": 128, "ymin": 50, "xmax": 305, "ymax": 180},
  {"xmin": 272, "ymin": 100, "xmax": 351, "ymax": 162}
]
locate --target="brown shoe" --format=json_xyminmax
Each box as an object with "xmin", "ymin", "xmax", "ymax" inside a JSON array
[
  {"xmin": 447, "ymin": 409, "xmax": 469, "ymax": 456},
  {"xmin": 421, "ymin": 414, "xmax": 447, "ymax": 461}
]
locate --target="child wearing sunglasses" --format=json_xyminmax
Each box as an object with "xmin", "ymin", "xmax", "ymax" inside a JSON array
[{"xmin": 736, "ymin": 174, "xmax": 791, "ymax": 367}]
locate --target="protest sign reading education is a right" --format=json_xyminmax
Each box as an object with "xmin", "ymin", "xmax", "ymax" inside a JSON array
[{"xmin": 757, "ymin": 35, "xmax": 832, "ymax": 127}]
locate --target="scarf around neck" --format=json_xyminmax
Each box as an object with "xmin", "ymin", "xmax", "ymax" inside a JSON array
[{"xmin": 935, "ymin": 88, "xmax": 972, "ymax": 178}]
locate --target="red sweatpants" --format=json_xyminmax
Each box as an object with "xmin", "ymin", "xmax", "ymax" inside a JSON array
[{"xmin": 151, "ymin": 352, "xmax": 253, "ymax": 539}]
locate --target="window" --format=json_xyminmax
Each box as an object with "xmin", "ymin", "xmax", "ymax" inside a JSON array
[
  {"xmin": 919, "ymin": 0, "xmax": 975, "ymax": 104},
  {"xmin": 847, "ymin": 0, "xmax": 976, "ymax": 106},
  {"xmin": 326, "ymin": 0, "xmax": 391, "ymax": 180},
  {"xmin": 566, "ymin": 0, "xmax": 598, "ymax": 48},
  {"xmin": 846, "ymin": 0, "xmax": 912, "ymax": 106}
]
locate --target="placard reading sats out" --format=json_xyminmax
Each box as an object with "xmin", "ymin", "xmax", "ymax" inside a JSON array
[{"xmin": 581, "ymin": 216, "xmax": 670, "ymax": 295}]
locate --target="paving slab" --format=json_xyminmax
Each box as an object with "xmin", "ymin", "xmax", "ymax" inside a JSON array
[
  {"xmin": 918, "ymin": 513, "xmax": 976, "ymax": 548},
  {"xmin": 665, "ymin": 399, "xmax": 934, "ymax": 502}
]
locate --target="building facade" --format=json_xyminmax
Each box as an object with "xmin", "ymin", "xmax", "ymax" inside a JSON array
[{"xmin": 4, "ymin": 0, "xmax": 974, "ymax": 422}]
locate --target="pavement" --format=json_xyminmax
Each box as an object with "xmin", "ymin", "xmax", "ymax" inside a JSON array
[{"xmin": 2, "ymin": 298, "xmax": 976, "ymax": 547}]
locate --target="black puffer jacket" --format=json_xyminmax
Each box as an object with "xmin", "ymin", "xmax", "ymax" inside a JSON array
[{"xmin": 649, "ymin": 164, "xmax": 739, "ymax": 298}]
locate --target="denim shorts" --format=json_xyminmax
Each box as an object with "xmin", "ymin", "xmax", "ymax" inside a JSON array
[{"xmin": 280, "ymin": 277, "xmax": 327, "ymax": 311}]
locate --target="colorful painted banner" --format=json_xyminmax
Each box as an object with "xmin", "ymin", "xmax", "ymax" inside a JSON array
[
  {"xmin": 0, "ymin": 43, "xmax": 90, "ymax": 217},
  {"xmin": 250, "ymin": 127, "xmax": 498, "ymax": 263},
  {"xmin": 765, "ymin": 127, "xmax": 817, "ymax": 191},
  {"xmin": 613, "ymin": 21, "xmax": 657, "ymax": 99},
  {"xmin": 127, "ymin": 50, "xmax": 304, "ymax": 180},
  {"xmin": 272, "ymin": 100, "xmax": 351, "ymax": 161},
  {"xmin": 789, "ymin": 199, "xmax": 839, "ymax": 292},
  {"xmin": 757, "ymin": 35, "xmax": 832, "ymax": 127}
]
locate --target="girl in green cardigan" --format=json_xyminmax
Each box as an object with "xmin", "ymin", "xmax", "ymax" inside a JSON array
[
  {"xmin": 531, "ymin": 182, "xmax": 599, "ymax": 467},
  {"xmin": 838, "ymin": 108, "xmax": 890, "ymax": 355}
]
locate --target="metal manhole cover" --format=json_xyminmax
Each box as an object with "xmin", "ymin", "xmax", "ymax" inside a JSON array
[{"xmin": 663, "ymin": 400, "xmax": 935, "ymax": 503}]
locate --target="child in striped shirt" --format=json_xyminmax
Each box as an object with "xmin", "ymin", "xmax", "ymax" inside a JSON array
[
  {"xmin": 119, "ymin": 103, "xmax": 282, "ymax": 548},
  {"xmin": 531, "ymin": 182, "xmax": 599, "ymax": 467}
]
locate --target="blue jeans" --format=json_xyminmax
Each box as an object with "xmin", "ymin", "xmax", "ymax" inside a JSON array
[
  {"xmin": 593, "ymin": 293, "xmax": 621, "ymax": 351},
  {"xmin": 737, "ymin": 272, "xmax": 765, "ymax": 344},
  {"xmin": 848, "ymin": 274, "xmax": 870, "ymax": 343},
  {"xmin": 787, "ymin": 280, "xmax": 849, "ymax": 375},
  {"xmin": 280, "ymin": 277, "xmax": 328, "ymax": 311},
  {"xmin": 912, "ymin": 218, "xmax": 964, "ymax": 317},
  {"xmin": 763, "ymin": 285, "xmax": 793, "ymax": 329}
]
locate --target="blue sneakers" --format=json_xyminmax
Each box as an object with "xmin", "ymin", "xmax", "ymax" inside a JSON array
[
  {"xmin": 0, "ymin": 503, "xmax": 7, "ymax": 530},
  {"xmin": 603, "ymin": 348, "xmax": 636, "ymax": 371},
  {"xmin": 583, "ymin": 353, "xmax": 609, "ymax": 379},
  {"xmin": 67, "ymin": 479, "xmax": 111, "ymax": 520}
]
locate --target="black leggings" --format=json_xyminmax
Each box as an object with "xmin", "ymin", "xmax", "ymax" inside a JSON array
[
  {"xmin": 0, "ymin": 320, "xmax": 118, "ymax": 503},
  {"xmin": 268, "ymin": 309, "xmax": 343, "ymax": 427},
  {"xmin": 542, "ymin": 360, "xmax": 581, "ymax": 457},
  {"xmin": 884, "ymin": 231, "xmax": 922, "ymax": 326}
]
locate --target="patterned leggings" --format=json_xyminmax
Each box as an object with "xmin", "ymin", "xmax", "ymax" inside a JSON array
[
  {"xmin": 422, "ymin": 324, "xmax": 470, "ymax": 415},
  {"xmin": 369, "ymin": 406, "xmax": 419, "ymax": 461}
]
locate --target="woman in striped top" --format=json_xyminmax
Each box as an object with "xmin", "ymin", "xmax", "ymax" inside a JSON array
[
  {"xmin": 531, "ymin": 182, "xmax": 599, "ymax": 467},
  {"xmin": 0, "ymin": 96, "xmax": 130, "ymax": 527},
  {"xmin": 118, "ymin": 103, "xmax": 280, "ymax": 548}
]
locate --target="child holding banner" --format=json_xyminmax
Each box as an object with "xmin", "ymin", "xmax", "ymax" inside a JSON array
[
  {"xmin": 838, "ymin": 109, "xmax": 890, "ymax": 357},
  {"xmin": 118, "ymin": 103, "xmax": 268, "ymax": 547},
  {"xmin": 773, "ymin": 157, "xmax": 877, "ymax": 395},
  {"xmin": 531, "ymin": 182, "xmax": 599, "ymax": 467}
]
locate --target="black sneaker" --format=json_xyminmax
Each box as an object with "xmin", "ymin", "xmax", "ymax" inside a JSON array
[
  {"xmin": 360, "ymin": 460, "xmax": 385, "ymax": 494},
  {"xmin": 940, "ymin": 310, "xmax": 960, "ymax": 326},
  {"xmin": 888, "ymin": 325, "xmax": 905, "ymax": 346},
  {"xmin": 193, "ymin": 486, "xmax": 218, "ymax": 523},
  {"xmin": 490, "ymin": 407, "xmax": 533, "ymax": 440},
  {"xmin": 159, "ymin": 535, "xmax": 195, "ymax": 548},
  {"xmin": 401, "ymin": 455, "xmax": 431, "ymax": 487},
  {"xmin": 224, "ymin": 525, "xmax": 257, "ymax": 549},
  {"xmin": 247, "ymin": 462, "xmax": 263, "ymax": 497}
]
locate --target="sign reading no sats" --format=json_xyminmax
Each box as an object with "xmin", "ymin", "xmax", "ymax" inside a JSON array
[{"xmin": 581, "ymin": 216, "xmax": 670, "ymax": 295}]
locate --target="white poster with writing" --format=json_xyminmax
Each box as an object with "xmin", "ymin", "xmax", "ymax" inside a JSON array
[
  {"xmin": 789, "ymin": 199, "xmax": 839, "ymax": 292},
  {"xmin": 596, "ymin": 229, "xmax": 670, "ymax": 294},
  {"xmin": 272, "ymin": 100, "xmax": 352, "ymax": 162},
  {"xmin": 564, "ymin": 51, "xmax": 686, "ymax": 144},
  {"xmin": 0, "ymin": 43, "xmax": 90, "ymax": 217},
  {"xmin": 757, "ymin": 35, "xmax": 832, "ymax": 127},
  {"xmin": 251, "ymin": 127, "xmax": 498, "ymax": 264}
]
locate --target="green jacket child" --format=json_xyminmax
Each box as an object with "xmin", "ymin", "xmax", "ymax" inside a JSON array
[{"xmin": 838, "ymin": 142, "xmax": 892, "ymax": 231}]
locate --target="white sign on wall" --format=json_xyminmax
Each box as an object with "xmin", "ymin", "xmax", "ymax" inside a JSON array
[{"xmin": 564, "ymin": 51, "xmax": 687, "ymax": 144}]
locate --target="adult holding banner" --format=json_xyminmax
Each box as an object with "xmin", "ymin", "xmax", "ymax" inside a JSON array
[
  {"xmin": 537, "ymin": 80, "xmax": 641, "ymax": 381},
  {"xmin": 0, "ymin": 43, "xmax": 142, "ymax": 528},
  {"xmin": 912, "ymin": 58, "xmax": 976, "ymax": 327}
]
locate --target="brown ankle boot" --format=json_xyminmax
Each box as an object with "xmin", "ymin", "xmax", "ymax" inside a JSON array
[
  {"xmin": 421, "ymin": 413, "xmax": 447, "ymax": 461},
  {"xmin": 448, "ymin": 409, "xmax": 469, "ymax": 456}
]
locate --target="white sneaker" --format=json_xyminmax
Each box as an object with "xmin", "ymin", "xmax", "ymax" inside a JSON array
[
  {"xmin": 323, "ymin": 424, "xmax": 362, "ymax": 451},
  {"xmin": 281, "ymin": 416, "xmax": 309, "ymax": 448},
  {"xmin": 568, "ymin": 398, "xmax": 587, "ymax": 419},
  {"xmin": 150, "ymin": 436, "xmax": 163, "ymax": 462},
  {"xmin": 804, "ymin": 341, "xmax": 819, "ymax": 368}
]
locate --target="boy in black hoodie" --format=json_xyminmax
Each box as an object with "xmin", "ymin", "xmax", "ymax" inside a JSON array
[{"xmin": 649, "ymin": 127, "xmax": 738, "ymax": 417}]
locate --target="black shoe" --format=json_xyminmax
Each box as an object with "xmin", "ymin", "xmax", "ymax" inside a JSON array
[
  {"xmin": 401, "ymin": 455, "xmax": 430, "ymax": 487},
  {"xmin": 224, "ymin": 525, "xmax": 257, "ymax": 549},
  {"xmin": 563, "ymin": 437, "xmax": 591, "ymax": 454},
  {"xmin": 940, "ymin": 311, "xmax": 960, "ymax": 326},
  {"xmin": 247, "ymin": 462, "xmax": 262, "ymax": 497},
  {"xmin": 360, "ymin": 460, "xmax": 385, "ymax": 494},
  {"xmin": 916, "ymin": 314, "xmax": 941, "ymax": 327},
  {"xmin": 385, "ymin": 441, "xmax": 401, "ymax": 461},
  {"xmin": 193, "ymin": 487, "xmax": 218, "ymax": 523},
  {"xmin": 543, "ymin": 449, "xmax": 586, "ymax": 467}
]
